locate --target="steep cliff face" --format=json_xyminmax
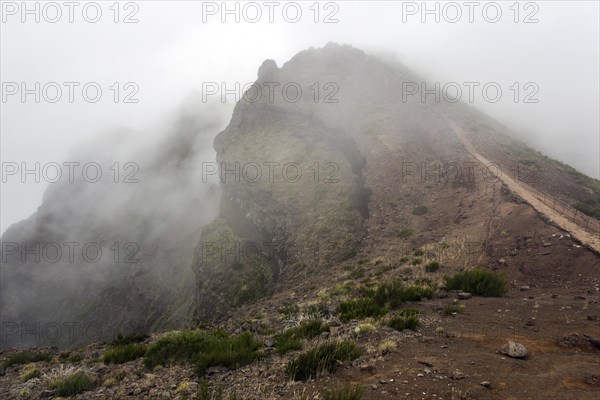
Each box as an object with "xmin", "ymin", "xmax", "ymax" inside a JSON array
[
  {"xmin": 193, "ymin": 43, "xmax": 600, "ymax": 320},
  {"xmin": 1, "ymin": 100, "xmax": 229, "ymax": 348}
]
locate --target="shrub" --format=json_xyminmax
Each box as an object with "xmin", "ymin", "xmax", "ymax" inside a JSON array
[
  {"xmin": 274, "ymin": 319, "xmax": 330, "ymax": 354},
  {"xmin": 444, "ymin": 303, "xmax": 464, "ymax": 315},
  {"xmin": 337, "ymin": 297, "xmax": 388, "ymax": 322},
  {"xmin": 199, "ymin": 380, "xmax": 224, "ymax": 400},
  {"xmin": 144, "ymin": 330, "xmax": 263, "ymax": 376},
  {"xmin": 322, "ymin": 385, "xmax": 364, "ymax": 400},
  {"xmin": 110, "ymin": 332, "xmax": 149, "ymax": 346},
  {"xmin": 425, "ymin": 261, "xmax": 440, "ymax": 273},
  {"xmin": 103, "ymin": 343, "xmax": 147, "ymax": 364},
  {"xmin": 444, "ymin": 268, "xmax": 507, "ymax": 297},
  {"xmin": 396, "ymin": 228, "xmax": 414, "ymax": 239},
  {"xmin": 19, "ymin": 364, "xmax": 41, "ymax": 382},
  {"xmin": 413, "ymin": 249, "xmax": 424, "ymax": 257},
  {"xmin": 338, "ymin": 281, "xmax": 433, "ymax": 322},
  {"xmin": 1, "ymin": 351, "xmax": 52, "ymax": 369},
  {"xmin": 354, "ymin": 322, "xmax": 376, "ymax": 335},
  {"xmin": 286, "ymin": 340, "xmax": 360, "ymax": 381},
  {"xmin": 387, "ymin": 315, "xmax": 420, "ymax": 331},
  {"xmin": 59, "ymin": 352, "xmax": 84, "ymax": 363},
  {"xmin": 378, "ymin": 340, "xmax": 397, "ymax": 354},
  {"xmin": 412, "ymin": 205, "xmax": 428, "ymax": 215},
  {"xmin": 49, "ymin": 372, "xmax": 94, "ymax": 397}
]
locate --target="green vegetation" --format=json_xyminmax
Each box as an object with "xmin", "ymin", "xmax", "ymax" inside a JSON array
[
  {"xmin": 286, "ymin": 340, "xmax": 360, "ymax": 381},
  {"xmin": 59, "ymin": 352, "xmax": 84, "ymax": 363},
  {"xmin": 444, "ymin": 303, "xmax": 464, "ymax": 315},
  {"xmin": 396, "ymin": 228, "xmax": 414, "ymax": 239},
  {"xmin": 274, "ymin": 319, "xmax": 330, "ymax": 354},
  {"xmin": 573, "ymin": 202, "xmax": 600, "ymax": 219},
  {"xmin": 425, "ymin": 261, "xmax": 440, "ymax": 272},
  {"xmin": 102, "ymin": 343, "xmax": 147, "ymax": 364},
  {"xmin": 322, "ymin": 385, "xmax": 364, "ymax": 400},
  {"xmin": 349, "ymin": 266, "xmax": 366, "ymax": 279},
  {"xmin": 198, "ymin": 380, "xmax": 237, "ymax": 400},
  {"xmin": 232, "ymin": 256, "xmax": 275, "ymax": 305},
  {"xmin": 49, "ymin": 372, "xmax": 94, "ymax": 397},
  {"xmin": 111, "ymin": 332, "xmax": 149, "ymax": 346},
  {"xmin": 412, "ymin": 205, "xmax": 429, "ymax": 215},
  {"xmin": 336, "ymin": 280, "xmax": 433, "ymax": 322},
  {"xmin": 444, "ymin": 268, "xmax": 507, "ymax": 297},
  {"xmin": 1, "ymin": 351, "xmax": 52, "ymax": 369},
  {"xmin": 337, "ymin": 297, "xmax": 388, "ymax": 322},
  {"xmin": 387, "ymin": 308, "xmax": 421, "ymax": 331},
  {"xmin": 144, "ymin": 330, "xmax": 263, "ymax": 376},
  {"xmin": 19, "ymin": 364, "xmax": 41, "ymax": 381},
  {"xmin": 413, "ymin": 249, "xmax": 424, "ymax": 257},
  {"xmin": 387, "ymin": 315, "xmax": 420, "ymax": 331}
]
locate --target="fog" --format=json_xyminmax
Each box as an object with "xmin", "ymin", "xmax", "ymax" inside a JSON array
[{"xmin": 1, "ymin": 0, "xmax": 599, "ymax": 234}]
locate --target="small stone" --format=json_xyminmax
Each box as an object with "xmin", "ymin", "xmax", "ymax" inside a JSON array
[
  {"xmin": 417, "ymin": 373, "xmax": 424, "ymax": 377},
  {"xmin": 498, "ymin": 258, "xmax": 507, "ymax": 265},
  {"xmin": 481, "ymin": 381, "xmax": 492, "ymax": 388},
  {"xmin": 551, "ymin": 294, "xmax": 558, "ymax": 298},
  {"xmin": 457, "ymin": 292, "xmax": 472, "ymax": 300},
  {"xmin": 264, "ymin": 338, "xmax": 274, "ymax": 347},
  {"xmin": 499, "ymin": 341, "xmax": 528, "ymax": 359},
  {"xmin": 519, "ymin": 286, "xmax": 530, "ymax": 291},
  {"xmin": 543, "ymin": 242, "xmax": 551, "ymax": 247},
  {"xmin": 360, "ymin": 364, "xmax": 375, "ymax": 373},
  {"xmin": 574, "ymin": 295, "xmax": 586, "ymax": 300},
  {"xmin": 587, "ymin": 315, "xmax": 598, "ymax": 321},
  {"xmin": 451, "ymin": 370, "xmax": 465, "ymax": 380},
  {"xmin": 371, "ymin": 384, "xmax": 379, "ymax": 390}
]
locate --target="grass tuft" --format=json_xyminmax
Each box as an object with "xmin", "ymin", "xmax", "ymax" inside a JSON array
[
  {"xmin": 49, "ymin": 372, "xmax": 94, "ymax": 397},
  {"xmin": 144, "ymin": 330, "xmax": 263, "ymax": 376},
  {"xmin": 322, "ymin": 384, "xmax": 364, "ymax": 400},
  {"xmin": 1, "ymin": 351, "xmax": 52, "ymax": 369},
  {"xmin": 286, "ymin": 340, "xmax": 360, "ymax": 381},
  {"xmin": 444, "ymin": 268, "xmax": 507, "ymax": 297},
  {"xmin": 274, "ymin": 319, "xmax": 330, "ymax": 354}
]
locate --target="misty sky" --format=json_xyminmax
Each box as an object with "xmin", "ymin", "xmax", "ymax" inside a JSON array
[{"xmin": 1, "ymin": 0, "xmax": 599, "ymax": 234}]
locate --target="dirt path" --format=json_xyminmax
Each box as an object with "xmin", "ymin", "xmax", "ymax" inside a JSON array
[{"xmin": 446, "ymin": 119, "xmax": 600, "ymax": 254}]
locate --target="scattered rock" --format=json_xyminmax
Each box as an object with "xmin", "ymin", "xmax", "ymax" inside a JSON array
[
  {"xmin": 543, "ymin": 242, "xmax": 551, "ymax": 247},
  {"xmin": 264, "ymin": 337, "xmax": 274, "ymax": 347},
  {"xmin": 451, "ymin": 370, "xmax": 465, "ymax": 380},
  {"xmin": 585, "ymin": 375, "xmax": 600, "ymax": 386},
  {"xmin": 583, "ymin": 334, "xmax": 600, "ymax": 349},
  {"xmin": 480, "ymin": 381, "xmax": 492, "ymax": 388},
  {"xmin": 519, "ymin": 286, "xmax": 530, "ymax": 291},
  {"xmin": 360, "ymin": 364, "xmax": 375, "ymax": 373},
  {"xmin": 457, "ymin": 292, "xmax": 472, "ymax": 300},
  {"xmin": 499, "ymin": 341, "xmax": 528, "ymax": 359},
  {"xmin": 498, "ymin": 258, "xmax": 507, "ymax": 265}
]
